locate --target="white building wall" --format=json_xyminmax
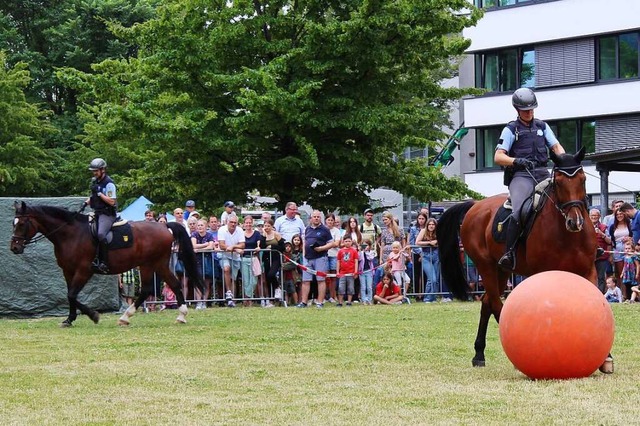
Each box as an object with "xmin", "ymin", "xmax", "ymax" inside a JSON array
[{"xmin": 464, "ymin": 0, "xmax": 640, "ymax": 52}]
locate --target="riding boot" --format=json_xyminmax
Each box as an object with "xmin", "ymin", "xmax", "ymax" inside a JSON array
[
  {"xmin": 498, "ymin": 218, "xmax": 521, "ymax": 271},
  {"xmin": 93, "ymin": 240, "xmax": 110, "ymax": 274}
]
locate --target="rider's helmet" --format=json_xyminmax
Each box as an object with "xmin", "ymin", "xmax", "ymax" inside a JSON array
[
  {"xmin": 512, "ymin": 88, "xmax": 538, "ymax": 111},
  {"xmin": 88, "ymin": 158, "xmax": 107, "ymax": 171}
]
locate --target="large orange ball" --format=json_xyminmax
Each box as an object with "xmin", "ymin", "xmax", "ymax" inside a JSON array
[{"xmin": 499, "ymin": 271, "xmax": 615, "ymax": 380}]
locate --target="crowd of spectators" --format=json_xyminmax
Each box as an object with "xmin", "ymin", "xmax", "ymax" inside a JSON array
[{"xmin": 120, "ymin": 200, "xmax": 469, "ymax": 310}]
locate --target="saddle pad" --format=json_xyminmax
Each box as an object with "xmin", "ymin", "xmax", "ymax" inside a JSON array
[
  {"xmin": 108, "ymin": 223, "xmax": 134, "ymax": 250},
  {"xmin": 491, "ymin": 207, "xmax": 512, "ymax": 243}
]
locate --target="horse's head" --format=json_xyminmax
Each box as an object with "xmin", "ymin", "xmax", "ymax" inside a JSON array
[
  {"xmin": 550, "ymin": 147, "xmax": 587, "ymax": 232},
  {"xmin": 11, "ymin": 201, "xmax": 37, "ymax": 254}
]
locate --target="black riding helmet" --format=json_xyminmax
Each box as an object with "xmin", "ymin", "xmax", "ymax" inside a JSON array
[
  {"xmin": 88, "ymin": 158, "xmax": 107, "ymax": 171},
  {"xmin": 512, "ymin": 88, "xmax": 538, "ymax": 111}
]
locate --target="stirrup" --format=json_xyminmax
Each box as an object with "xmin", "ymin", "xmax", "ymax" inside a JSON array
[{"xmin": 498, "ymin": 252, "xmax": 516, "ymax": 271}]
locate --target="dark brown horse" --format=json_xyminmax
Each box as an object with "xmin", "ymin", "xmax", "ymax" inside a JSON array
[
  {"xmin": 10, "ymin": 201, "xmax": 203, "ymax": 326},
  {"xmin": 437, "ymin": 148, "xmax": 611, "ymax": 371}
]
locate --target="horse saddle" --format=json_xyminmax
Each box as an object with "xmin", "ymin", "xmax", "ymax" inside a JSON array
[
  {"xmin": 87, "ymin": 213, "xmax": 134, "ymax": 250},
  {"xmin": 492, "ymin": 178, "xmax": 552, "ymax": 243}
]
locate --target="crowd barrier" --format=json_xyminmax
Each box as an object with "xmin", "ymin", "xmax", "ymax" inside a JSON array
[{"xmin": 136, "ymin": 245, "xmax": 524, "ymax": 309}]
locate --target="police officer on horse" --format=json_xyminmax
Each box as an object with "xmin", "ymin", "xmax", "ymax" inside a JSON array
[
  {"xmin": 494, "ymin": 88, "xmax": 566, "ymax": 271},
  {"xmin": 86, "ymin": 158, "xmax": 117, "ymax": 273}
]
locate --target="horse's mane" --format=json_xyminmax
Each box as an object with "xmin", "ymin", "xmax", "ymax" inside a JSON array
[{"xmin": 31, "ymin": 205, "xmax": 88, "ymax": 224}]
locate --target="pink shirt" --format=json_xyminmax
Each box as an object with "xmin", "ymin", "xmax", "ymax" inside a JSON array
[{"xmin": 388, "ymin": 251, "xmax": 408, "ymax": 272}]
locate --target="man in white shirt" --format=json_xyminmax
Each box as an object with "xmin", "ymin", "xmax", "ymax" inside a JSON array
[
  {"xmin": 218, "ymin": 212, "xmax": 245, "ymax": 307},
  {"xmin": 275, "ymin": 202, "xmax": 306, "ymax": 243}
]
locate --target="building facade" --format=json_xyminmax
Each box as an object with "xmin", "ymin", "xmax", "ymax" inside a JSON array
[{"xmin": 457, "ymin": 0, "xmax": 640, "ymax": 209}]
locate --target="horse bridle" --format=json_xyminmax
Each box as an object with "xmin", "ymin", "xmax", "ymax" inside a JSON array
[
  {"xmin": 549, "ymin": 165, "xmax": 588, "ymax": 221},
  {"xmin": 11, "ymin": 214, "xmax": 70, "ymax": 247}
]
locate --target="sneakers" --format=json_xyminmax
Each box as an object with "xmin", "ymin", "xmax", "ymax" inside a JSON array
[
  {"xmin": 346, "ymin": 302, "xmax": 352, "ymax": 307},
  {"xmin": 402, "ymin": 297, "xmax": 411, "ymax": 304},
  {"xmin": 225, "ymin": 290, "xmax": 233, "ymax": 301},
  {"xmin": 274, "ymin": 288, "xmax": 283, "ymax": 301},
  {"xmin": 195, "ymin": 302, "xmax": 206, "ymax": 310},
  {"xmin": 227, "ymin": 300, "xmax": 236, "ymax": 308},
  {"xmin": 441, "ymin": 298, "xmax": 453, "ymax": 303},
  {"xmin": 315, "ymin": 302, "xmax": 324, "ymax": 308},
  {"xmin": 296, "ymin": 302, "xmax": 307, "ymax": 308},
  {"xmin": 264, "ymin": 301, "xmax": 275, "ymax": 308},
  {"xmin": 336, "ymin": 303, "xmax": 343, "ymax": 308},
  {"xmin": 328, "ymin": 298, "xmax": 337, "ymax": 304}
]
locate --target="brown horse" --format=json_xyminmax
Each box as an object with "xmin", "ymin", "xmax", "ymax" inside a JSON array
[
  {"xmin": 10, "ymin": 201, "xmax": 203, "ymax": 326},
  {"xmin": 437, "ymin": 148, "xmax": 611, "ymax": 371}
]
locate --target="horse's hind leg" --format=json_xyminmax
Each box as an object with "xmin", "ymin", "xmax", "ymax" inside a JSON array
[{"xmin": 158, "ymin": 264, "xmax": 188, "ymax": 324}]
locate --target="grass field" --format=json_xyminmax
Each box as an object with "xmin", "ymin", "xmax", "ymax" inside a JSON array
[{"xmin": 0, "ymin": 301, "xmax": 638, "ymax": 425}]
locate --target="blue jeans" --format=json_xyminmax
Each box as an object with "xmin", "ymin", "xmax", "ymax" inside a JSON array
[
  {"xmin": 359, "ymin": 271, "xmax": 373, "ymax": 302},
  {"xmin": 422, "ymin": 249, "xmax": 439, "ymax": 302}
]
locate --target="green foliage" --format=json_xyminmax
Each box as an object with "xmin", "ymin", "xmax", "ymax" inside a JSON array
[
  {"xmin": 0, "ymin": 0, "xmax": 159, "ymax": 196},
  {"xmin": 64, "ymin": 0, "xmax": 483, "ymax": 212},
  {"xmin": 0, "ymin": 53, "xmax": 56, "ymax": 195}
]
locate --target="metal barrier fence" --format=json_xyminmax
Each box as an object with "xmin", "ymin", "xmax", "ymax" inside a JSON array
[{"xmin": 136, "ymin": 245, "xmax": 523, "ymax": 309}]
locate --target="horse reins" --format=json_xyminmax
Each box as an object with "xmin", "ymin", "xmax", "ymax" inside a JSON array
[{"xmin": 12, "ymin": 207, "xmax": 84, "ymax": 246}]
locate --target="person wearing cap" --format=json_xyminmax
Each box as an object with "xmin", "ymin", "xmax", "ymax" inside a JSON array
[
  {"xmin": 494, "ymin": 87, "xmax": 566, "ymax": 271},
  {"xmin": 220, "ymin": 201, "xmax": 235, "ymax": 226},
  {"xmin": 361, "ymin": 208, "xmax": 382, "ymax": 283},
  {"xmin": 184, "ymin": 200, "xmax": 196, "ymax": 220},
  {"xmin": 274, "ymin": 201, "xmax": 305, "ymax": 243}
]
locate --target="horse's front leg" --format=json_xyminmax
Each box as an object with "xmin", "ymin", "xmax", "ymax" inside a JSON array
[
  {"xmin": 473, "ymin": 296, "xmax": 492, "ymax": 367},
  {"xmin": 61, "ymin": 271, "xmax": 98, "ymax": 327},
  {"xmin": 60, "ymin": 297, "xmax": 78, "ymax": 328}
]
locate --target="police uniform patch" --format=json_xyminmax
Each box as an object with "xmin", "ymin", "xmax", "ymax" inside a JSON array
[{"xmin": 537, "ymin": 129, "xmax": 543, "ymax": 136}]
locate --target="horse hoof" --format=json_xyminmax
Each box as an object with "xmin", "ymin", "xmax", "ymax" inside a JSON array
[
  {"xmin": 599, "ymin": 357, "xmax": 614, "ymax": 374},
  {"xmin": 472, "ymin": 359, "xmax": 486, "ymax": 367},
  {"xmin": 117, "ymin": 319, "xmax": 130, "ymax": 326},
  {"xmin": 91, "ymin": 312, "xmax": 100, "ymax": 324},
  {"xmin": 60, "ymin": 320, "xmax": 72, "ymax": 328},
  {"xmin": 176, "ymin": 317, "xmax": 187, "ymax": 324}
]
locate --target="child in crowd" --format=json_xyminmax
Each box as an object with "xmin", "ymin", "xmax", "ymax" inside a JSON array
[
  {"xmin": 620, "ymin": 242, "xmax": 639, "ymax": 300},
  {"xmin": 290, "ymin": 234, "xmax": 304, "ymax": 300},
  {"xmin": 336, "ymin": 235, "xmax": 359, "ymax": 307},
  {"xmin": 281, "ymin": 242, "xmax": 299, "ymax": 307},
  {"xmin": 118, "ymin": 269, "xmax": 137, "ymax": 307},
  {"xmin": 387, "ymin": 241, "xmax": 411, "ymax": 304},
  {"xmin": 605, "ymin": 276, "xmax": 623, "ymax": 303},
  {"xmin": 373, "ymin": 272, "xmax": 404, "ymax": 305},
  {"xmin": 161, "ymin": 282, "xmax": 177, "ymax": 310},
  {"xmin": 359, "ymin": 240, "xmax": 375, "ymax": 305}
]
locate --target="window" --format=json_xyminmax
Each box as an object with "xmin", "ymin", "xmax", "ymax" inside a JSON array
[
  {"xmin": 476, "ymin": 47, "xmax": 535, "ymax": 91},
  {"xmin": 598, "ymin": 32, "xmax": 639, "ymax": 80},
  {"xmin": 475, "ymin": 0, "xmax": 533, "ymax": 8},
  {"xmin": 476, "ymin": 127, "xmax": 502, "ymax": 169}
]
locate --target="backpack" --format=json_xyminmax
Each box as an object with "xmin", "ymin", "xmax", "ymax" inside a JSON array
[{"xmin": 360, "ymin": 223, "xmax": 381, "ymax": 239}]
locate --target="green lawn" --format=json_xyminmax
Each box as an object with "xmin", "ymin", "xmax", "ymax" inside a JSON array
[{"xmin": 0, "ymin": 301, "xmax": 638, "ymax": 425}]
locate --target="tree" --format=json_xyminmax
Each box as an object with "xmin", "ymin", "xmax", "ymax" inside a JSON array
[
  {"xmin": 64, "ymin": 0, "xmax": 483, "ymax": 212},
  {"xmin": 0, "ymin": 52, "xmax": 56, "ymax": 195},
  {"xmin": 0, "ymin": 0, "xmax": 159, "ymax": 196}
]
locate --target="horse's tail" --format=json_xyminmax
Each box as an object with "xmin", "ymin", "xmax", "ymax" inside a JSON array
[
  {"xmin": 436, "ymin": 200, "xmax": 476, "ymax": 301},
  {"xmin": 167, "ymin": 222, "xmax": 205, "ymax": 295}
]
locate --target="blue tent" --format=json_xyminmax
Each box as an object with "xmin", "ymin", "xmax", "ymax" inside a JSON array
[{"xmin": 120, "ymin": 196, "xmax": 174, "ymax": 221}]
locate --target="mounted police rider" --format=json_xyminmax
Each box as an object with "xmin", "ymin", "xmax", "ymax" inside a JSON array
[
  {"xmin": 494, "ymin": 88, "xmax": 566, "ymax": 271},
  {"xmin": 86, "ymin": 158, "xmax": 117, "ymax": 273}
]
